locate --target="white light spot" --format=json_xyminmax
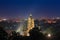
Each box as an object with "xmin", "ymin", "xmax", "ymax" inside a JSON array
[
  {"xmin": 47, "ymin": 33, "xmax": 51, "ymax": 37},
  {"xmin": 2, "ymin": 19, "xmax": 7, "ymax": 21}
]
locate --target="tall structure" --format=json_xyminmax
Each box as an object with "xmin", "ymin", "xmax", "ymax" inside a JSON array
[
  {"xmin": 27, "ymin": 14, "xmax": 34, "ymax": 32},
  {"xmin": 16, "ymin": 14, "xmax": 34, "ymax": 36},
  {"xmin": 24, "ymin": 14, "xmax": 34, "ymax": 36}
]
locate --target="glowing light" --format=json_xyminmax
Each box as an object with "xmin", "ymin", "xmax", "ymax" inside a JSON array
[
  {"xmin": 30, "ymin": 13, "xmax": 32, "ymax": 16},
  {"xmin": 47, "ymin": 33, "xmax": 51, "ymax": 37},
  {"xmin": 16, "ymin": 28, "xmax": 20, "ymax": 32},
  {"xmin": 53, "ymin": 21, "xmax": 56, "ymax": 23},
  {"xmin": 27, "ymin": 33, "xmax": 30, "ymax": 36},
  {"xmin": 23, "ymin": 14, "xmax": 34, "ymax": 36},
  {"xmin": 2, "ymin": 19, "xmax": 7, "ymax": 21},
  {"xmin": 56, "ymin": 17, "xmax": 60, "ymax": 19}
]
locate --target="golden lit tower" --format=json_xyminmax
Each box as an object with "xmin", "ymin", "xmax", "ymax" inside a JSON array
[
  {"xmin": 27, "ymin": 14, "xmax": 34, "ymax": 31},
  {"xmin": 16, "ymin": 14, "xmax": 34, "ymax": 36},
  {"xmin": 26, "ymin": 14, "xmax": 34, "ymax": 36}
]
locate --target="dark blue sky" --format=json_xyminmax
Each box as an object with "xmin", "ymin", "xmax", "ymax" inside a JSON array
[{"xmin": 0, "ymin": 0, "xmax": 60, "ymax": 18}]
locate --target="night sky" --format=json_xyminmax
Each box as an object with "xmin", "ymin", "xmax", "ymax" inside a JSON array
[{"xmin": 0, "ymin": 0, "xmax": 60, "ymax": 18}]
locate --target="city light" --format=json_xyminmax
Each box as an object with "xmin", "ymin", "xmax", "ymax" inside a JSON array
[
  {"xmin": 47, "ymin": 33, "xmax": 51, "ymax": 37},
  {"xmin": 27, "ymin": 33, "xmax": 30, "ymax": 36},
  {"xmin": 2, "ymin": 19, "xmax": 7, "ymax": 21}
]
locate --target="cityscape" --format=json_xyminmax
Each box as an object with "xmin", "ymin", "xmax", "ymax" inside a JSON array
[
  {"xmin": 0, "ymin": 0, "xmax": 60, "ymax": 40},
  {"xmin": 0, "ymin": 14, "xmax": 60, "ymax": 40}
]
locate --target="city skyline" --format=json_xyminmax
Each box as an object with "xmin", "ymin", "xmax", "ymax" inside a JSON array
[{"xmin": 0, "ymin": 0, "xmax": 60, "ymax": 18}]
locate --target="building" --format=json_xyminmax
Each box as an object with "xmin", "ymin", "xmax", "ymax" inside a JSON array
[
  {"xmin": 16, "ymin": 14, "xmax": 34, "ymax": 36},
  {"xmin": 23, "ymin": 14, "xmax": 34, "ymax": 36}
]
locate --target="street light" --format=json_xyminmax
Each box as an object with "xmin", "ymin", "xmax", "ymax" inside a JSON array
[
  {"xmin": 46, "ymin": 33, "xmax": 54, "ymax": 40},
  {"xmin": 47, "ymin": 33, "xmax": 51, "ymax": 37}
]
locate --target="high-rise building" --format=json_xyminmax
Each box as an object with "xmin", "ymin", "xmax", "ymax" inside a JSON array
[
  {"xmin": 16, "ymin": 14, "xmax": 34, "ymax": 36},
  {"xmin": 23, "ymin": 14, "xmax": 34, "ymax": 36},
  {"xmin": 27, "ymin": 14, "xmax": 34, "ymax": 32}
]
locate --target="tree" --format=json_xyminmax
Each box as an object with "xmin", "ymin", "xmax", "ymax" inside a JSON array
[
  {"xmin": 29, "ymin": 27, "xmax": 46, "ymax": 40},
  {"xmin": 0, "ymin": 27, "xmax": 8, "ymax": 40}
]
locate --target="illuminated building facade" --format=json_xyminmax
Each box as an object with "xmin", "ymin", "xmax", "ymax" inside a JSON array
[
  {"xmin": 24, "ymin": 14, "xmax": 34, "ymax": 36},
  {"xmin": 16, "ymin": 14, "xmax": 34, "ymax": 36}
]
